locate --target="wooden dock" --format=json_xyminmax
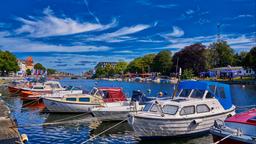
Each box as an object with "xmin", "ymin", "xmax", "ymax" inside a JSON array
[{"xmin": 0, "ymin": 99, "xmax": 22, "ymax": 144}]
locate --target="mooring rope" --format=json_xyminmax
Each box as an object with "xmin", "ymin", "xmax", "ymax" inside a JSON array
[
  {"xmin": 213, "ymin": 133, "xmax": 234, "ymax": 144},
  {"xmin": 81, "ymin": 118, "xmax": 128, "ymax": 144},
  {"xmin": 10, "ymin": 112, "xmax": 92, "ymax": 128}
]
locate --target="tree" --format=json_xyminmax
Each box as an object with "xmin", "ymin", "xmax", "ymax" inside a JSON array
[
  {"xmin": 126, "ymin": 57, "xmax": 145, "ymax": 73},
  {"xmin": 152, "ymin": 50, "xmax": 172, "ymax": 75},
  {"xmin": 172, "ymin": 43, "xmax": 209, "ymax": 75},
  {"xmin": 26, "ymin": 69, "xmax": 31, "ymax": 76},
  {"xmin": 95, "ymin": 67, "xmax": 107, "ymax": 78},
  {"xmin": 114, "ymin": 61, "xmax": 128, "ymax": 75},
  {"xmin": 34, "ymin": 63, "xmax": 46, "ymax": 70},
  {"xmin": 0, "ymin": 50, "xmax": 19, "ymax": 76},
  {"xmin": 208, "ymin": 41, "xmax": 235, "ymax": 67},
  {"xmin": 181, "ymin": 69, "xmax": 194, "ymax": 80},
  {"xmin": 233, "ymin": 52, "xmax": 247, "ymax": 66},
  {"xmin": 244, "ymin": 47, "xmax": 256, "ymax": 71},
  {"xmin": 47, "ymin": 68, "xmax": 56, "ymax": 75}
]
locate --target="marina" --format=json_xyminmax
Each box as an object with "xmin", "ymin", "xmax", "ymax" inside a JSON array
[{"xmin": 0, "ymin": 78, "xmax": 255, "ymax": 143}]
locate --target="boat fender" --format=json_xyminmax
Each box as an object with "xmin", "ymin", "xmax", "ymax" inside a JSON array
[
  {"xmin": 128, "ymin": 114, "xmax": 134, "ymax": 125},
  {"xmin": 21, "ymin": 134, "xmax": 28, "ymax": 143},
  {"xmin": 227, "ymin": 114, "xmax": 232, "ymax": 118},
  {"xmin": 192, "ymin": 119, "xmax": 202, "ymax": 124}
]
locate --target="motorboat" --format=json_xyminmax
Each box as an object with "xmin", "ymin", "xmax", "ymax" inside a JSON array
[
  {"xmin": 90, "ymin": 88, "xmax": 144, "ymax": 121},
  {"xmin": 20, "ymin": 81, "xmax": 65, "ymax": 98},
  {"xmin": 210, "ymin": 108, "xmax": 256, "ymax": 144},
  {"xmin": 43, "ymin": 87, "xmax": 127, "ymax": 113},
  {"xmin": 128, "ymin": 80, "xmax": 236, "ymax": 138},
  {"xmin": 22, "ymin": 86, "xmax": 83, "ymax": 101}
]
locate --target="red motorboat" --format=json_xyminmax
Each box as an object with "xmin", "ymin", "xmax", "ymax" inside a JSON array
[{"xmin": 210, "ymin": 108, "xmax": 256, "ymax": 144}]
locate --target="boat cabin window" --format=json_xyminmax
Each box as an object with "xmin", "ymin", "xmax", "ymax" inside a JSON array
[
  {"xmin": 196, "ymin": 104, "xmax": 210, "ymax": 113},
  {"xmin": 190, "ymin": 89, "xmax": 205, "ymax": 98},
  {"xmin": 205, "ymin": 91, "xmax": 214, "ymax": 98},
  {"xmin": 143, "ymin": 103, "xmax": 152, "ymax": 112},
  {"xmin": 33, "ymin": 86, "xmax": 44, "ymax": 89},
  {"xmin": 209, "ymin": 85, "xmax": 216, "ymax": 94},
  {"xmin": 162, "ymin": 105, "xmax": 179, "ymax": 115},
  {"xmin": 178, "ymin": 89, "xmax": 192, "ymax": 97},
  {"xmin": 90, "ymin": 88, "xmax": 99, "ymax": 96},
  {"xmin": 79, "ymin": 98, "xmax": 90, "ymax": 102},
  {"xmin": 66, "ymin": 98, "xmax": 77, "ymax": 101},
  {"xmin": 51, "ymin": 84, "xmax": 61, "ymax": 89},
  {"xmin": 180, "ymin": 106, "xmax": 195, "ymax": 115},
  {"xmin": 150, "ymin": 104, "xmax": 158, "ymax": 112},
  {"xmin": 216, "ymin": 87, "xmax": 226, "ymax": 98}
]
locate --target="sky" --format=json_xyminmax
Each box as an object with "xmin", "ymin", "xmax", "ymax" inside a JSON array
[{"xmin": 0, "ymin": 0, "xmax": 255, "ymax": 74}]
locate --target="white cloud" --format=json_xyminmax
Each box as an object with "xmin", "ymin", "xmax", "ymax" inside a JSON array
[
  {"xmin": 86, "ymin": 24, "xmax": 150, "ymax": 42},
  {"xmin": 166, "ymin": 26, "xmax": 184, "ymax": 37},
  {"xmin": 15, "ymin": 7, "xmax": 117, "ymax": 37},
  {"xmin": 185, "ymin": 9, "xmax": 194, "ymax": 15},
  {"xmin": 165, "ymin": 34, "xmax": 255, "ymax": 51},
  {"xmin": 0, "ymin": 31, "xmax": 111, "ymax": 52},
  {"xmin": 112, "ymin": 50, "xmax": 133, "ymax": 54}
]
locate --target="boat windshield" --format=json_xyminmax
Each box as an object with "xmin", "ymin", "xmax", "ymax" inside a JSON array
[
  {"xmin": 143, "ymin": 103, "xmax": 152, "ymax": 112},
  {"xmin": 89, "ymin": 88, "xmax": 98, "ymax": 95},
  {"xmin": 190, "ymin": 89, "xmax": 205, "ymax": 98},
  {"xmin": 177, "ymin": 89, "xmax": 192, "ymax": 98},
  {"xmin": 162, "ymin": 105, "xmax": 179, "ymax": 115}
]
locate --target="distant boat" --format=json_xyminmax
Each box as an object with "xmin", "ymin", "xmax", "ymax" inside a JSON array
[
  {"xmin": 128, "ymin": 80, "xmax": 236, "ymax": 138},
  {"xmin": 20, "ymin": 81, "xmax": 65, "ymax": 98},
  {"xmin": 210, "ymin": 108, "xmax": 256, "ymax": 144}
]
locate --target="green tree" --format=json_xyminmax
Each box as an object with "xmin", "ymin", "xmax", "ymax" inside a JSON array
[
  {"xmin": 172, "ymin": 43, "xmax": 209, "ymax": 75},
  {"xmin": 95, "ymin": 67, "xmax": 107, "ymax": 78},
  {"xmin": 114, "ymin": 62, "xmax": 128, "ymax": 75},
  {"xmin": 244, "ymin": 47, "xmax": 256, "ymax": 72},
  {"xmin": 47, "ymin": 68, "xmax": 56, "ymax": 75},
  {"xmin": 34, "ymin": 63, "xmax": 46, "ymax": 70},
  {"xmin": 26, "ymin": 69, "xmax": 31, "ymax": 76},
  {"xmin": 209, "ymin": 41, "xmax": 235, "ymax": 67},
  {"xmin": 233, "ymin": 52, "xmax": 247, "ymax": 66},
  {"xmin": 0, "ymin": 50, "xmax": 19, "ymax": 76},
  {"xmin": 152, "ymin": 50, "xmax": 172, "ymax": 75},
  {"xmin": 126, "ymin": 57, "xmax": 145, "ymax": 73},
  {"xmin": 181, "ymin": 69, "xmax": 194, "ymax": 80},
  {"xmin": 142, "ymin": 54, "xmax": 155, "ymax": 72}
]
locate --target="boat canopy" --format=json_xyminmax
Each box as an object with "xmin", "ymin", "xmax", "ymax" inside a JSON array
[
  {"xmin": 178, "ymin": 80, "xmax": 233, "ymax": 110},
  {"xmin": 98, "ymin": 87, "xmax": 127, "ymax": 102}
]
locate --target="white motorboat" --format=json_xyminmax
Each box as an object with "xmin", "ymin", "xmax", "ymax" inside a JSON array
[
  {"xmin": 128, "ymin": 80, "xmax": 236, "ymax": 138},
  {"xmin": 43, "ymin": 87, "xmax": 128, "ymax": 113}
]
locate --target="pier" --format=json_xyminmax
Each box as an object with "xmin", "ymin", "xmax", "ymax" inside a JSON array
[{"xmin": 0, "ymin": 100, "xmax": 22, "ymax": 144}]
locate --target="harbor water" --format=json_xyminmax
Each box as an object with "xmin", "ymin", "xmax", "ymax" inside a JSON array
[{"xmin": 1, "ymin": 79, "xmax": 256, "ymax": 144}]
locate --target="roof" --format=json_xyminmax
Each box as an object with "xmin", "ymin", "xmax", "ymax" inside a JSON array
[
  {"xmin": 225, "ymin": 108, "xmax": 256, "ymax": 126},
  {"xmin": 178, "ymin": 80, "xmax": 233, "ymax": 110},
  {"xmin": 211, "ymin": 66, "xmax": 243, "ymax": 71}
]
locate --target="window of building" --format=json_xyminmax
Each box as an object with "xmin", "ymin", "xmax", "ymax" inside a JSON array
[
  {"xmin": 180, "ymin": 106, "xmax": 195, "ymax": 115},
  {"xmin": 196, "ymin": 104, "xmax": 210, "ymax": 113},
  {"xmin": 162, "ymin": 105, "xmax": 179, "ymax": 115}
]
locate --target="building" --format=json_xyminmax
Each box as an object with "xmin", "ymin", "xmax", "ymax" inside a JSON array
[
  {"xmin": 209, "ymin": 66, "xmax": 255, "ymax": 78},
  {"xmin": 94, "ymin": 62, "xmax": 118, "ymax": 69},
  {"xmin": 16, "ymin": 56, "xmax": 34, "ymax": 76}
]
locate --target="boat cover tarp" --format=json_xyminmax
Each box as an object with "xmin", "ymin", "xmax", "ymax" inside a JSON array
[{"xmin": 178, "ymin": 80, "xmax": 233, "ymax": 110}]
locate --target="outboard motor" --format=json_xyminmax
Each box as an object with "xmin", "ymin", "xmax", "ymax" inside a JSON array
[{"xmin": 131, "ymin": 90, "xmax": 155, "ymax": 104}]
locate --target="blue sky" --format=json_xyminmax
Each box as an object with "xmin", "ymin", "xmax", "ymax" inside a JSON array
[{"xmin": 0, "ymin": 0, "xmax": 255, "ymax": 74}]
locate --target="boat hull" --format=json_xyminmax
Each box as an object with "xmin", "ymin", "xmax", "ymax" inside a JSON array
[
  {"xmin": 128, "ymin": 109, "xmax": 235, "ymax": 137},
  {"xmin": 8, "ymin": 86, "xmax": 21, "ymax": 94},
  {"xmin": 211, "ymin": 129, "xmax": 256, "ymax": 144},
  {"xmin": 43, "ymin": 98, "xmax": 99, "ymax": 113}
]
